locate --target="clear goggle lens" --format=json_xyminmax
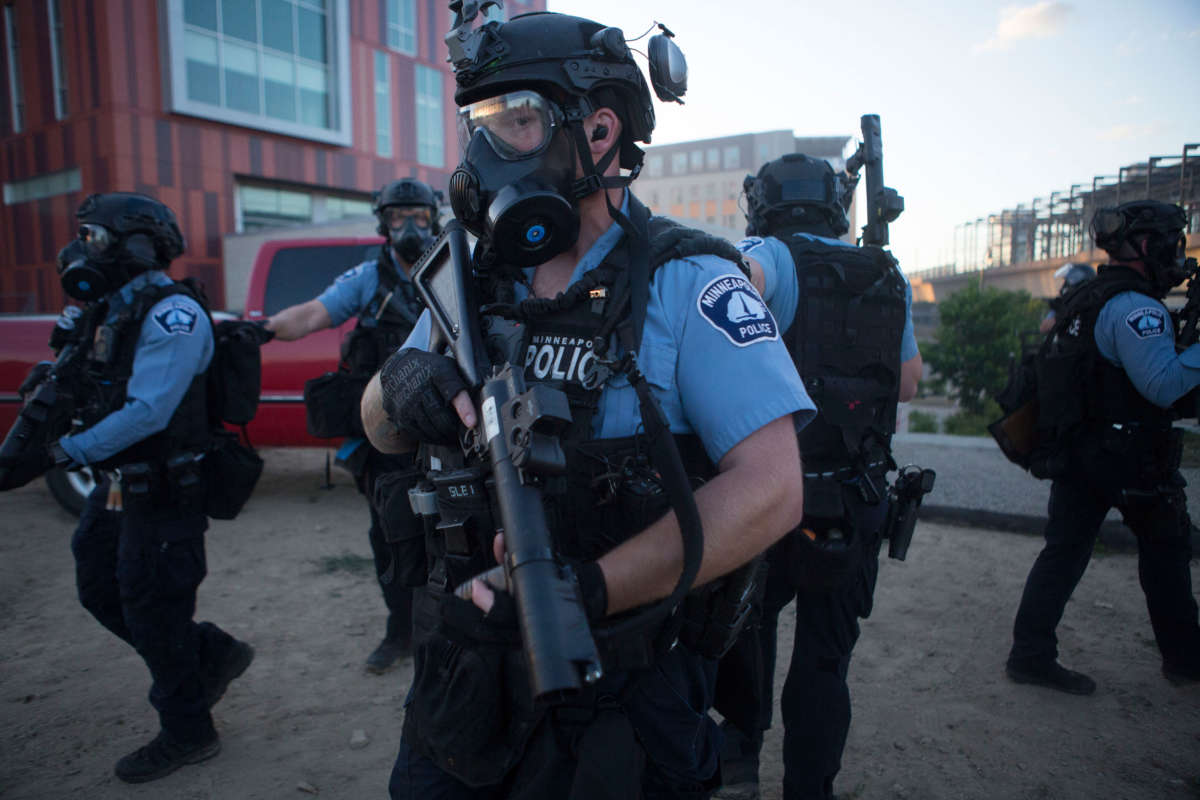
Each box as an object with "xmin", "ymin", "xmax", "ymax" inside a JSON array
[
  {"xmin": 78, "ymin": 223, "xmax": 115, "ymax": 258},
  {"xmin": 380, "ymin": 206, "xmax": 432, "ymax": 228},
  {"xmin": 457, "ymin": 90, "xmax": 561, "ymax": 160}
]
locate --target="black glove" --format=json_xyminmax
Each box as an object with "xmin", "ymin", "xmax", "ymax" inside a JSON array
[
  {"xmin": 574, "ymin": 560, "xmax": 608, "ymax": 621},
  {"xmin": 379, "ymin": 348, "xmax": 468, "ymax": 446}
]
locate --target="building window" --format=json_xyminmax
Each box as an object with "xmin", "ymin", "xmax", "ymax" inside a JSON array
[
  {"xmin": 386, "ymin": 0, "xmax": 416, "ymax": 55},
  {"xmin": 3, "ymin": 167, "xmax": 81, "ymax": 205},
  {"xmin": 646, "ymin": 155, "xmax": 663, "ymax": 177},
  {"xmin": 723, "ymin": 146, "xmax": 740, "ymax": 169},
  {"xmin": 48, "ymin": 0, "xmax": 68, "ymax": 118},
  {"xmin": 706, "ymin": 148, "xmax": 719, "ymax": 169},
  {"xmin": 374, "ymin": 50, "xmax": 391, "ymax": 157},
  {"xmin": 671, "ymin": 152, "xmax": 687, "ymax": 175},
  {"xmin": 4, "ymin": 5, "xmax": 23, "ymax": 132},
  {"xmin": 415, "ymin": 64, "xmax": 444, "ymax": 167},
  {"xmin": 236, "ymin": 181, "xmax": 372, "ymax": 231},
  {"xmin": 690, "ymin": 150, "xmax": 703, "ymax": 170},
  {"xmin": 165, "ymin": 0, "xmax": 351, "ymax": 145}
]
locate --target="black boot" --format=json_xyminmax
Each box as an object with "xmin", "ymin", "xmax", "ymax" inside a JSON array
[
  {"xmin": 1006, "ymin": 660, "xmax": 1096, "ymax": 695},
  {"xmin": 365, "ymin": 637, "xmax": 410, "ymax": 674},
  {"xmin": 114, "ymin": 729, "xmax": 220, "ymax": 784},
  {"xmin": 205, "ymin": 640, "xmax": 255, "ymax": 708},
  {"xmin": 1162, "ymin": 659, "xmax": 1200, "ymax": 685}
]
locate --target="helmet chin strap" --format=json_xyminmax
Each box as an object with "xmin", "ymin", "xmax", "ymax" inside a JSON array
[{"xmin": 565, "ymin": 117, "xmax": 646, "ymax": 238}]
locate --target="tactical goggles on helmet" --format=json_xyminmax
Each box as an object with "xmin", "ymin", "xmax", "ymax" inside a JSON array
[
  {"xmin": 456, "ymin": 90, "xmax": 564, "ymax": 161},
  {"xmin": 78, "ymin": 223, "xmax": 119, "ymax": 260},
  {"xmin": 379, "ymin": 206, "xmax": 433, "ymax": 229}
]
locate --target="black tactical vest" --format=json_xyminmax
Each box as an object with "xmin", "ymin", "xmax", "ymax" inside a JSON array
[
  {"xmin": 424, "ymin": 204, "xmax": 746, "ymax": 572},
  {"xmin": 340, "ymin": 247, "xmax": 424, "ymax": 377},
  {"xmin": 1035, "ymin": 266, "xmax": 1175, "ymax": 441},
  {"xmin": 782, "ymin": 236, "xmax": 907, "ymax": 478},
  {"xmin": 77, "ymin": 277, "xmax": 212, "ymax": 470}
]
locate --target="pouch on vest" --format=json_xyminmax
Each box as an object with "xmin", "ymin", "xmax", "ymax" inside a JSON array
[
  {"xmin": 989, "ymin": 349, "xmax": 1039, "ymax": 469},
  {"xmin": 303, "ymin": 371, "xmax": 368, "ymax": 438},
  {"xmin": 372, "ymin": 467, "xmax": 429, "ymax": 587},
  {"xmin": 402, "ymin": 612, "xmax": 542, "ymax": 787},
  {"xmin": 204, "ymin": 428, "xmax": 264, "ymax": 520},
  {"xmin": 211, "ymin": 320, "xmax": 265, "ymax": 425}
]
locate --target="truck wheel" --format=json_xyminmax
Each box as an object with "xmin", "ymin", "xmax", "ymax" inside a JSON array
[{"xmin": 45, "ymin": 467, "xmax": 96, "ymax": 517}]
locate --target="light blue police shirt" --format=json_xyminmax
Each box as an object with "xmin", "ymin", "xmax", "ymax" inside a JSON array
[
  {"xmin": 60, "ymin": 271, "xmax": 214, "ymax": 465},
  {"xmin": 1094, "ymin": 289, "xmax": 1200, "ymax": 408},
  {"xmin": 402, "ymin": 194, "xmax": 815, "ymax": 464},
  {"xmin": 318, "ymin": 253, "xmax": 419, "ymax": 328},
  {"xmin": 737, "ymin": 233, "xmax": 920, "ymax": 362}
]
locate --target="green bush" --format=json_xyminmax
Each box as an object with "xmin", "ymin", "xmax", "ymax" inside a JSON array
[
  {"xmin": 942, "ymin": 399, "xmax": 1002, "ymax": 436},
  {"xmin": 923, "ymin": 280, "xmax": 1045, "ymax": 414},
  {"xmin": 907, "ymin": 410, "xmax": 939, "ymax": 433}
]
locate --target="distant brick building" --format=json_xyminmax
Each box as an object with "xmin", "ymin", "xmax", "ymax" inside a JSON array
[{"xmin": 0, "ymin": 0, "xmax": 544, "ymax": 312}]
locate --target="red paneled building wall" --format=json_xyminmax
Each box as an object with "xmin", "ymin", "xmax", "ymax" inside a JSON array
[{"xmin": 0, "ymin": 0, "xmax": 544, "ymax": 312}]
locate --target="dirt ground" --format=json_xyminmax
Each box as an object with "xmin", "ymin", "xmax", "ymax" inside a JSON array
[{"xmin": 1, "ymin": 448, "xmax": 1197, "ymax": 800}]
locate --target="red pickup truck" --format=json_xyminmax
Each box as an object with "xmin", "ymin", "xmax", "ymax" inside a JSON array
[{"xmin": 0, "ymin": 236, "xmax": 384, "ymax": 514}]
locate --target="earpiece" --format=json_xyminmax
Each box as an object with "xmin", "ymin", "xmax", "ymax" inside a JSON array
[{"xmin": 591, "ymin": 125, "xmax": 609, "ymax": 142}]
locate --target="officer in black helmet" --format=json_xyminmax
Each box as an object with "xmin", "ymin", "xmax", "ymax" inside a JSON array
[
  {"xmin": 266, "ymin": 178, "xmax": 441, "ymax": 673},
  {"xmin": 1007, "ymin": 199, "xmax": 1200, "ymax": 694},
  {"xmin": 712, "ymin": 153, "xmax": 922, "ymax": 800},
  {"xmin": 360, "ymin": 5, "xmax": 813, "ymax": 798},
  {"xmin": 1039, "ymin": 262, "xmax": 1097, "ymax": 333},
  {"xmin": 0, "ymin": 193, "xmax": 254, "ymax": 782}
]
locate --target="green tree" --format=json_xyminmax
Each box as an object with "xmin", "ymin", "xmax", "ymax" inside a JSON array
[{"xmin": 924, "ymin": 280, "xmax": 1045, "ymax": 415}]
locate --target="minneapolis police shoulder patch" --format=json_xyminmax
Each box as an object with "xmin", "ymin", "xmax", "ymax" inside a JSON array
[
  {"xmin": 1124, "ymin": 306, "xmax": 1166, "ymax": 339},
  {"xmin": 737, "ymin": 236, "xmax": 764, "ymax": 253},
  {"xmin": 696, "ymin": 273, "xmax": 778, "ymax": 347},
  {"xmin": 335, "ymin": 264, "xmax": 363, "ymax": 283},
  {"xmin": 153, "ymin": 300, "xmax": 199, "ymax": 335}
]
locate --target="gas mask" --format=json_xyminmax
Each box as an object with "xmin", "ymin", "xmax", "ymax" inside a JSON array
[
  {"xmin": 390, "ymin": 216, "xmax": 435, "ymax": 265},
  {"xmin": 449, "ymin": 90, "xmax": 582, "ymax": 268},
  {"xmin": 56, "ymin": 224, "xmax": 158, "ymax": 302},
  {"xmin": 1144, "ymin": 231, "xmax": 1192, "ymax": 293}
]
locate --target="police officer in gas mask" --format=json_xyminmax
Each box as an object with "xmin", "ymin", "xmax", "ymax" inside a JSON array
[
  {"xmin": 1040, "ymin": 262, "xmax": 1096, "ymax": 333},
  {"xmin": 712, "ymin": 154, "xmax": 922, "ymax": 800},
  {"xmin": 0, "ymin": 193, "xmax": 255, "ymax": 782},
  {"xmin": 266, "ymin": 178, "xmax": 441, "ymax": 673},
  {"xmin": 359, "ymin": 6, "xmax": 813, "ymax": 798},
  {"xmin": 1006, "ymin": 200, "xmax": 1200, "ymax": 694}
]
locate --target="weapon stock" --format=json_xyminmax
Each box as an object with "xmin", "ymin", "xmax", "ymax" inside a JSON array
[
  {"xmin": 845, "ymin": 114, "xmax": 904, "ymax": 248},
  {"xmin": 0, "ymin": 317, "xmax": 93, "ymax": 491},
  {"xmin": 411, "ymin": 221, "xmax": 604, "ymax": 701},
  {"xmin": 1176, "ymin": 257, "xmax": 1200, "ymax": 347}
]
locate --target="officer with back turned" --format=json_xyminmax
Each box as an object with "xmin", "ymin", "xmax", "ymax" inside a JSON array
[
  {"xmin": 0, "ymin": 193, "xmax": 254, "ymax": 782},
  {"xmin": 359, "ymin": 6, "xmax": 813, "ymax": 798},
  {"xmin": 714, "ymin": 153, "xmax": 923, "ymax": 800},
  {"xmin": 265, "ymin": 179, "xmax": 440, "ymax": 673},
  {"xmin": 1006, "ymin": 200, "xmax": 1200, "ymax": 693}
]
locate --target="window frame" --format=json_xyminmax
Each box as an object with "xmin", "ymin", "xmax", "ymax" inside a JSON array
[
  {"xmin": 4, "ymin": 5, "xmax": 23, "ymax": 133},
  {"xmin": 374, "ymin": 49, "xmax": 392, "ymax": 157},
  {"xmin": 47, "ymin": 0, "xmax": 68, "ymax": 119},
  {"xmin": 386, "ymin": 0, "xmax": 417, "ymax": 56},
  {"xmin": 161, "ymin": 0, "xmax": 352, "ymax": 146},
  {"xmin": 414, "ymin": 63, "xmax": 443, "ymax": 167}
]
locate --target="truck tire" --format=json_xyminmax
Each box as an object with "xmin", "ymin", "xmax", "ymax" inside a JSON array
[{"xmin": 45, "ymin": 467, "xmax": 96, "ymax": 517}]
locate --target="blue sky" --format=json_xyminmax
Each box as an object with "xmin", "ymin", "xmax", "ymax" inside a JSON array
[{"xmin": 546, "ymin": 0, "xmax": 1200, "ymax": 272}]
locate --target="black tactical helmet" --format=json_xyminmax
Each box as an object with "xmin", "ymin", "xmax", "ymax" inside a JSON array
[
  {"xmin": 447, "ymin": 9, "xmax": 658, "ymax": 170},
  {"xmin": 371, "ymin": 178, "xmax": 442, "ymax": 237},
  {"xmin": 1090, "ymin": 199, "xmax": 1187, "ymax": 257},
  {"xmin": 75, "ymin": 192, "xmax": 185, "ymax": 268},
  {"xmin": 1053, "ymin": 262, "xmax": 1096, "ymax": 295},
  {"xmin": 743, "ymin": 154, "xmax": 850, "ymax": 237}
]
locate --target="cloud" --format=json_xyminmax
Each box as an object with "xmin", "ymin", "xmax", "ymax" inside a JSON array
[
  {"xmin": 975, "ymin": 2, "xmax": 1073, "ymax": 53},
  {"xmin": 1097, "ymin": 122, "xmax": 1160, "ymax": 143}
]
